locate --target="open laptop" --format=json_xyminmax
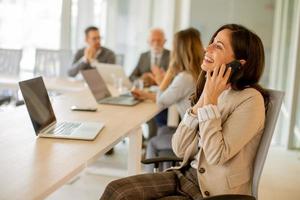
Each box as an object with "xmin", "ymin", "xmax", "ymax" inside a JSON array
[
  {"xmin": 81, "ymin": 69, "xmax": 140, "ymax": 106},
  {"xmin": 19, "ymin": 77, "xmax": 104, "ymax": 140},
  {"xmin": 94, "ymin": 63, "xmax": 132, "ymax": 88}
]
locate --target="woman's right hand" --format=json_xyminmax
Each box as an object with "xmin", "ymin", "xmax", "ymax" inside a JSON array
[
  {"xmin": 131, "ymin": 89, "xmax": 147, "ymax": 100},
  {"xmin": 191, "ymin": 64, "xmax": 231, "ymax": 114},
  {"xmin": 131, "ymin": 88, "xmax": 156, "ymax": 101}
]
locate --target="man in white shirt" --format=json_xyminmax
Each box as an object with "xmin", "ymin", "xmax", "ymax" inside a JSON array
[
  {"xmin": 129, "ymin": 28, "xmax": 170, "ymax": 87},
  {"xmin": 68, "ymin": 26, "xmax": 116, "ymax": 77}
]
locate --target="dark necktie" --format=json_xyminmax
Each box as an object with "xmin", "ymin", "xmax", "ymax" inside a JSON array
[{"xmin": 154, "ymin": 56, "xmax": 159, "ymax": 66}]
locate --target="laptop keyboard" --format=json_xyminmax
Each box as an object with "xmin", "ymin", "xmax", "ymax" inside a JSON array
[{"xmin": 48, "ymin": 122, "xmax": 81, "ymax": 135}]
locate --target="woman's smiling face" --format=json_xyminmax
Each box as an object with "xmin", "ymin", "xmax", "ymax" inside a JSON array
[{"xmin": 201, "ymin": 29, "xmax": 236, "ymax": 72}]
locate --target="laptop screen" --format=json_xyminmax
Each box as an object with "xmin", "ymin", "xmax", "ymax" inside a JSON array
[
  {"xmin": 19, "ymin": 77, "xmax": 56, "ymax": 135},
  {"xmin": 94, "ymin": 63, "xmax": 132, "ymax": 88},
  {"xmin": 81, "ymin": 69, "xmax": 111, "ymax": 101}
]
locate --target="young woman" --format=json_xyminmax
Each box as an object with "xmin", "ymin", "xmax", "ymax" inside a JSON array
[
  {"xmin": 100, "ymin": 24, "xmax": 269, "ymax": 200},
  {"xmin": 132, "ymin": 27, "xmax": 204, "ymax": 172}
]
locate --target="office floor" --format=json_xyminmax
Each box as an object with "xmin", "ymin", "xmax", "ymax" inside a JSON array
[{"xmin": 47, "ymin": 141, "xmax": 300, "ymax": 200}]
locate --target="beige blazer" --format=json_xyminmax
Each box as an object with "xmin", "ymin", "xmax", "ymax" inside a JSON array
[{"xmin": 171, "ymin": 88, "xmax": 265, "ymax": 197}]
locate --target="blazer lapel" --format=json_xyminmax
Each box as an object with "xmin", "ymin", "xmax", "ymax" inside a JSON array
[{"xmin": 160, "ymin": 49, "xmax": 169, "ymax": 70}]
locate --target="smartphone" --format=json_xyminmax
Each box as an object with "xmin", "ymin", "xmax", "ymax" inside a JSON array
[
  {"xmin": 226, "ymin": 60, "xmax": 242, "ymax": 83},
  {"xmin": 70, "ymin": 105, "xmax": 97, "ymax": 112}
]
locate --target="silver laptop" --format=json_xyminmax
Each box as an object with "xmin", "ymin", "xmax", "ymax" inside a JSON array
[
  {"xmin": 81, "ymin": 69, "xmax": 140, "ymax": 106},
  {"xmin": 94, "ymin": 63, "xmax": 132, "ymax": 88},
  {"xmin": 19, "ymin": 77, "xmax": 104, "ymax": 140}
]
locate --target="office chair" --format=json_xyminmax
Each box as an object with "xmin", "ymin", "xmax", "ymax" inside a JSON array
[
  {"xmin": 0, "ymin": 48, "xmax": 22, "ymax": 75},
  {"xmin": 115, "ymin": 53, "xmax": 125, "ymax": 66},
  {"xmin": 142, "ymin": 89, "xmax": 284, "ymax": 200},
  {"xmin": 0, "ymin": 48, "xmax": 22, "ymax": 106},
  {"xmin": 34, "ymin": 49, "xmax": 72, "ymax": 77}
]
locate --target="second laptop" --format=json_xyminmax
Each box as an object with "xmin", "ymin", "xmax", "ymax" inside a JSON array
[{"xmin": 81, "ymin": 69, "xmax": 140, "ymax": 106}]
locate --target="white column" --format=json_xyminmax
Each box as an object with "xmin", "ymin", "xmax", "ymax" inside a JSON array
[
  {"xmin": 105, "ymin": 0, "xmax": 118, "ymax": 50},
  {"xmin": 60, "ymin": 0, "xmax": 72, "ymax": 50},
  {"xmin": 76, "ymin": 0, "xmax": 94, "ymax": 49},
  {"xmin": 173, "ymin": 0, "xmax": 191, "ymax": 31},
  {"xmin": 287, "ymin": 0, "xmax": 300, "ymax": 148},
  {"xmin": 275, "ymin": 0, "xmax": 290, "ymax": 91},
  {"xmin": 269, "ymin": 0, "xmax": 284, "ymax": 89},
  {"xmin": 269, "ymin": 0, "xmax": 284, "ymax": 144},
  {"xmin": 151, "ymin": 0, "xmax": 176, "ymax": 49},
  {"xmin": 125, "ymin": 0, "xmax": 152, "ymax": 73}
]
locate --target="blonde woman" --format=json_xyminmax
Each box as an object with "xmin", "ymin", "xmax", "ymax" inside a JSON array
[{"xmin": 131, "ymin": 28, "xmax": 204, "ymax": 172}]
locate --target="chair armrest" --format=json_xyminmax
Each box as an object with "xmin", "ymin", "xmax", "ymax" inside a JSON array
[
  {"xmin": 141, "ymin": 157, "xmax": 183, "ymax": 171},
  {"xmin": 203, "ymin": 194, "xmax": 255, "ymax": 200},
  {"xmin": 0, "ymin": 95, "xmax": 11, "ymax": 105},
  {"xmin": 141, "ymin": 157, "xmax": 183, "ymax": 165}
]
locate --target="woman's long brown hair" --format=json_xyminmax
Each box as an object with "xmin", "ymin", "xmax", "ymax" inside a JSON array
[
  {"xmin": 190, "ymin": 24, "xmax": 269, "ymax": 108},
  {"xmin": 169, "ymin": 27, "xmax": 204, "ymax": 82}
]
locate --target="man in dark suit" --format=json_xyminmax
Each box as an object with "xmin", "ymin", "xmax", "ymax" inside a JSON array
[
  {"xmin": 68, "ymin": 26, "xmax": 116, "ymax": 77},
  {"xmin": 130, "ymin": 28, "xmax": 170, "ymax": 87}
]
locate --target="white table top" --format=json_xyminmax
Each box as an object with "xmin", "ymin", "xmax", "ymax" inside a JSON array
[{"xmin": 0, "ymin": 89, "xmax": 159, "ymax": 199}]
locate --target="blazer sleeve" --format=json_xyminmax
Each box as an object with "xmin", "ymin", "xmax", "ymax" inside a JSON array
[
  {"xmin": 172, "ymin": 109, "xmax": 199, "ymax": 158},
  {"xmin": 68, "ymin": 49, "xmax": 91, "ymax": 77},
  {"xmin": 156, "ymin": 73, "xmax": 193, "ymax": 110},
  {"xmin": 161, "ymin": 50, "xmax": 170, "ymax": 71},
  {"xmin": 106, "ymin": 51, "xmax": 116, "ymax": 64},
  {"xmin": 197, "ymin": 93, "xmax": 265, "ymax": 165},
  {"xmin": 129, "ymin": 54, "xmax": 143, "ymax": 81}
]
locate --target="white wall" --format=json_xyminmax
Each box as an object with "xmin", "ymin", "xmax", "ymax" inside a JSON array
[
  {"xmin": 189, "ymin": 0, "xmax": 274, "ymax": 46},
  {"xmin": 75, "ymin": 0, "xmax": 94, "ymax": 49},
  {"xmin": 189, "ymin": 0, "xmax": 275, "ymax": 85}
]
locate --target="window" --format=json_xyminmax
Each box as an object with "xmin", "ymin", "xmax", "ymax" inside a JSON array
[
  {"xmin": 269, "ymin": 0, "xmax": 300, "ymax": 149},
  {"xmin": 295, "ymin": 94, "xmax": 300, "ymax": 147},
  {"xmin": 0, "ymin": 0, "xmax": 62, "ymax": 73},
  {"xmin": 71, "ymin": 0, "xmax": 107, "ymax": 51}
]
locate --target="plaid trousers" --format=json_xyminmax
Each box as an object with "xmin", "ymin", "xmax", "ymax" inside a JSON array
[{"xmin": 100, "ymin": 165, "xmax": 203, "ymax": 200}]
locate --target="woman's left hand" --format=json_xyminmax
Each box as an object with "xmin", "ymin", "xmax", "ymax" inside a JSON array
[
  {"xmin": 203, "ymin": 64, "xmax": 231, "ymax": 105},
  {"xmin": 149, "ymin": 66, "xmax": 166, "ymax": 85},
  {"xmin": 131, "ymin": 89, "xmax": 147, "ymax": 100}
]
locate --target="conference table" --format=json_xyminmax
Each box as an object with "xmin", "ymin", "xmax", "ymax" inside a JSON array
[{"xmin": 0, "ymin": 78, "xmax": 159, "ymax": 200}]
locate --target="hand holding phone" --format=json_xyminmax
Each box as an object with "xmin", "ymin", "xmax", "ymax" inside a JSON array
[{"xmin": 225, "ymin": 60, "xmax": 242, "ymax": 83}]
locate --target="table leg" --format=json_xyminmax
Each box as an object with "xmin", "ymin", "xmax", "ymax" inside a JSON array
[{"xmin": 127, "ymin": 126, "xmax": 143, "ymax": 175}]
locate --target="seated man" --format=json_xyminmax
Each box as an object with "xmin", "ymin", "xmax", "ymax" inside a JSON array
[
  {"xmin": 129, "ymin": 28, "xmax": 170, "ymax": 87},
  {"xmin": 130, "ymin": 28, "xmax": 170, "ymax": 139},
  {"xmin": 69, "ymin": 26, "xmax": 115, "ymax": 155},
  {"xmin": 68, "ymin": 26, "xmax": 116, "ymax": 77}
]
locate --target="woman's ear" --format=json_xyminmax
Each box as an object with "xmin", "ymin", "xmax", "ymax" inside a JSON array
[{"xmin": 239, "ymin": 59, "xmax": 246, "ymax": 66}]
